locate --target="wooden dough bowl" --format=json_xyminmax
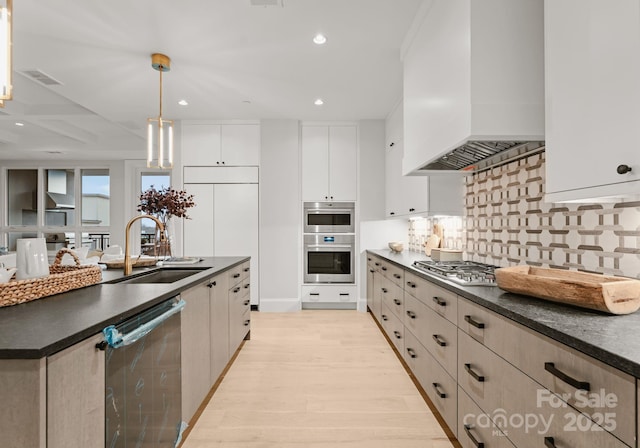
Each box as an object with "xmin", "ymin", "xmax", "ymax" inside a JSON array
[{"xmin": 495, "ymin": 265, "xmax": 640, "ymax": 315}]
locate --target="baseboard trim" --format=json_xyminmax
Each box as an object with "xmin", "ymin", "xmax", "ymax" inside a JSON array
[{"xmin": 301, "ymin": 302, "xmax": 357, "ymax": 310}]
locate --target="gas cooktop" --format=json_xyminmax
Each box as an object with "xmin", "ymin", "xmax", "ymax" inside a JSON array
[{"xmin": 412, "ymin": 260, "xmax": 498, "ymax": 286}]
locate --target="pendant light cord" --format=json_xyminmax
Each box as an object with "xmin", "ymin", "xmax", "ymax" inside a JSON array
[{"xmin": 159, "ymin": 67, "xmax": 163, "ymax": 119}]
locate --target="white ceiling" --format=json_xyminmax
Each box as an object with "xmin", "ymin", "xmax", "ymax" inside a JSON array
[{"xmin": 0, "ymin": 0, "xmax": 422, "ymax": 161}]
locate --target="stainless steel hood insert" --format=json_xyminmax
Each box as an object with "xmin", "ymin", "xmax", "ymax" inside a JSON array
[{"xmin": 419, "ymin": 141, "xmax": 545, "ymax": 172}]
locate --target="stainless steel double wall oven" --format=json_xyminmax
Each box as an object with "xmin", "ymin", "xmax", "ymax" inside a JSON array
[{"xmin": 303, "ymin": 202, "xmax": 355, "ymax": 283}]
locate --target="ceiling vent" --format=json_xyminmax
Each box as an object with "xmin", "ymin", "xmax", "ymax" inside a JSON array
[
  {"xmin": 250, "ymin": 0, "xmax": 283, "ymax": 6},
  {"xmin": 21, "ymin": 69, "xmax": 63, "ymax": 86}
]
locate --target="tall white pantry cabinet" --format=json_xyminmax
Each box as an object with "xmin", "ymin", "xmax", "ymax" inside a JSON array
[{"xmin": 181, "ymin": 123, "xmax": 260, "ymax": 306}]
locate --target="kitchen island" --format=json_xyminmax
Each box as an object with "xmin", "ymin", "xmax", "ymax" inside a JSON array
[
  {"xmin": 368, "ymin": 249, "xmax": 640, "ymax": 448},
  {"xmin": 0, "ymin": 256, "xmax": 251, "ymax": 448}
]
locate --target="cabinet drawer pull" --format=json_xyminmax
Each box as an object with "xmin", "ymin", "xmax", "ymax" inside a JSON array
[
  {"xmin": 464, "ymin": 315, "xmax": 485, "ymax": 329},
  {"xmin": 432, "ymin": 296, "xmax": 446, "ymax": 307},
  {"xmin": 232, "ymin": 287, "xmax": 241, "ymax": 293},
  {"xmin": 393, "ymin": 330, "xmax": 402, "ymax": 339},
  {"xmin": 369, "ymin": 269, "xmax": 375, "ymax": 273},
  {"xmin": 95, "ymin": 341, "xmax": 108, "ymax": 351},
  {"xmin": 432, "ymin": 382, "xmax": 447, "ymax": 398},
  {"xmin": 393, "ymin": 298, "xmax": 401, "ymax": 306},
  {"xmin": 310, "ymin": 293, "xmax": 320, "ymax": 296},
  {"xmin": 244, "ymin": 283, "xmax": 250, "ymax": 289},
  {"xmin": 382, "ymin": 314, "xmax": 388, "ymax": 321},
  {"xmin": 243, "ymin": 300, "xmax": 250, "ymax": 306},
  {"xmin": 381, "ymin": 288, "xmax": 388, "ymax": 293},
  {"xmin": 207, "ymin": 281, "xmax": 217, "ymax": 288},
  {"xmin": 463, "ymin": 425, "xmax": 484, "ymax": 448},
  {"xmin": 375, "ymin": 262, "xmax": 381, "ymax": 266},
  {"xmin": 367, "ymin": 257, "xmax": 372, "ymax": 261},
  {"xmin": 393, "ymin": 273, "xmax": 401, "ymax": 279},
  {"xmin": 406, "ymin": 310, "xmax": 416, "ymax": 319},
  {"xmin": 464, "ymin": 363, "xmax": 485, "ymax": 382},
  {"xmin": 617, "ymin": 164, "xmax": 632, "ymax": 175},
  {"xmin": 381, "ymin": 266, "xmax": 387, "ymax": 271},
  {"xmin": 544, "ymin": 437, "xmax": 556, "ymax": 448},
  {"xmin": 244, "ymin": 320, "xmax": 250, "ymax": 326},
  {"xmin": 233, "ymin": 273, "xmax": 241, "ymax": 278},
  {"xmin": 406, "ymin": 348, "xmax": 417, "ymax": 358},
  {"xmin": 406, "ymin": 281, "xmax": 416, "ymax": 288},
  {"xmin": 544, "ymin": 362, "xmax": 590, "ymax": 391},
  {"xmin": 339, "ymin": 293, "xmax": 349, "ymax": 297},
  {"xmin": 432, "ymin": 334, "xmax": 447, "ymax": 347},
  {"xmin": 243, "ymin": 267, "xmax": 250, "ymax": 272}
]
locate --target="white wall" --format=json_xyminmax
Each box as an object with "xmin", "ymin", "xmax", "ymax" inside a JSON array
[{"xmin": 259, "ymin": 120, "xmax": 301, "ymax": 312}]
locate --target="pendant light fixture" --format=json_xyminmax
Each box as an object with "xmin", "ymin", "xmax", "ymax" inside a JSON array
[
  {"xmin": 0, "ymin": 0, "xmax": 13, "ymax": 108},
  {"xmin": 147, "ymin": 53, "xmax": 174, "ymax": 169}
]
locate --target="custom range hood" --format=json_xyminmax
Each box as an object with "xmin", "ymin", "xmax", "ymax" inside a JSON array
[
  {"xmin": 419, "ymin": 141, "xmax": 546, "ymax": 172},
  {"xmin": 403, "ymin": 0, "xmax": 545, "ymax": 175}
]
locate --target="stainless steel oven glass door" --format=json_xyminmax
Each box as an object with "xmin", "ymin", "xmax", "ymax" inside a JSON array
[
  {"xmin": 303, "ymin": 202, "xmax": 354, "ymax": 234},
  {"xmin": 304, "ymin": 234, "xmax": 354, "ymax": 283}
]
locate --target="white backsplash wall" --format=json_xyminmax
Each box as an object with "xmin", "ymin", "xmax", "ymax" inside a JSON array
[
  {"xmin": 408, "ymin": 216, "xmax": 465, "ymax": 253},
  {"xmin": 465, "ymin": 152, "xmax": 640, "ymax": 278}
]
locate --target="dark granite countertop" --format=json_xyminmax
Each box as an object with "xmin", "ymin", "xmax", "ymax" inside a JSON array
[
  {"xmin": 0, "ymin": 256, "xmax": 248, "ymax": 359},
  {"xmin": 368, "ymin": 249, "xmax": 640, "ymax": 378}
]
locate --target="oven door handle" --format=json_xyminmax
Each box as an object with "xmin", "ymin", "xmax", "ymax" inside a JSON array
[
  {"xmin": 307, "ymin": 209, "xmax": 353, "ymax": 213},
  {"xmin": 306, "ymin": 245, "xmax": 353, "ymax": 249},
  {"xmin": 102, "ymin": 299, "xmax": 186, "ymax": 349}
]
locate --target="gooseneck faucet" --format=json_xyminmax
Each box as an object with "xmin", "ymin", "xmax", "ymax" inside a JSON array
[{"xmin": 124, "ymin": 214, "xmax": 165, "ymax": 276}]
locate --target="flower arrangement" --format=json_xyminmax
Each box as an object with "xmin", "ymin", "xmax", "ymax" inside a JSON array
[{"xmin": 137, "ymin": 186, "xmax": 195, "ymax": 224}]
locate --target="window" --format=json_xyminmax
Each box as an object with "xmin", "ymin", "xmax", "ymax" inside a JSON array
[
  {"xmin": 2, "ymin": 167, "xmax": 111, "ymax": 252},
  {"xmin": 139, "ymin": 172, "xmax": 170, "ymax": 254}
]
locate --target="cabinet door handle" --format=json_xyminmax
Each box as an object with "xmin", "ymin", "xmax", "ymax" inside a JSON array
[
  {"xmin": 464, "ymin": 363, "xmax": 485, "ymax": 382},
  {"xmin": 432, "ymin": 382, "xmax": 447, "ymax": 398},
  {"xmin": 406, "ymin": 310, "xmax": 416, "ymax": 319},
  {"xmin": 544, "ymin": 437, "xmax": 556, "ymax": 448},
  {"xmin": 393, "ymin": 330, "xmax": 402, "ymax": 339},
  {"xmin": 207, "ymin": 281, "xmax": 217, "ymax": 288},
  {"xmin": 375, "ymin": 262, "xmax": 381, "ymax": 266},
  {"xmin": 409, "ymin": 208, "xmax": 415, "ymax": 212},
  {"xmin": 232, "ymin": 287, "xmax": 241, "ymax": 293},
  {"xmin": 244, "ymin": 283, "xmax": 250, "ymax": 289},
  {"xmin": 381, "ymin": 266, "xmax": 387, "ymax": 271},
  {"xmin": 406, "ymin": 348, "xmax": 417, "ymax": 358},
  {"xmin": 432, "ymin": 334, "xmax": 447, "ymax": 347},
  {"xmin": 369, "ymin": 269, "xmax": 375, "ymax": 273},
  {"xmin": 406, "ymin": 281, "xmax": 416, "ymax": 288},
  {"xmin": 393, "ymin": 273, "xmax": 401, "ymax": 279},
  {"xmin": 432, "ymin": 296, "xmax": 446, "ymax": 307},
  {"xmin": 95, "ymin": 341, "xmax": 108, "ymax": 351},
  {"xmin": 463, "ymin": 425, "xmax": 484, "ymax": 448},
  {"xmin": 464, "ymin": 315, "xmax": 485, "ymax": 329},
  {"xmin": 339, "ymin": 293, "xmax": 349, "ymax": 296},
  {"xmin": 381, "ymin": 314, "xmax": 388, "ymax": 321},
  {"xmin": 617, "ymin": 164, "xmax": 632, "ymax": 174},
  {"xmin": 310, "ymin": 293, "xmax": 320, "ymax": 296},
  {"xmin": 390, "ymin": 212, "xmax": 395, "ymax": 216},
  {"xmin": 381, "ymin": 288, "xmax": 388, "ymax": 293},
  {"xmin": 243, "ymin": 300, "xmax": 250, "ymax": 306},
  {"xmin": 244, "ymin": 320, "xmax": 250, "ymax": 326},
  {"xmin": 233, "ymin": 273, "xmax": 241, "ymax": 278},
  {"xmin": 393, "ymin": 298, "xmax": 401, "ymax": 306},
  {"xmin": 367, "ymin": 257, "xmax": 372, "ymax": 261},
  {"xmin": 244, "ymin": 267, "xmax": 250, "ymax": 272},
  {"xmin": 544, "ymin": 362, "xmax": 590, "ymax": 391}
]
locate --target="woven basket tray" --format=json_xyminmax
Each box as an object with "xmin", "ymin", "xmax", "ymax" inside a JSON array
[{"xmin": 0, "ymin": 248, "xmax": 102, "ymax": 308}]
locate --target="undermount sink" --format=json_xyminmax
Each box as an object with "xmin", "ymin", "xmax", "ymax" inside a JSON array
[{"xmin": 109, "ymin": 267, "xmax": 209, "ymax": 284}]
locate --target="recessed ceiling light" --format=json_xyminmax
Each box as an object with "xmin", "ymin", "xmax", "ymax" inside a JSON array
[
  {"xmin": 178, "ymin": 99, "xmax": 188, "ymax": 106},
  {"xmin": 15, "ymin": 122, "xmax": 24, "ymax": 126},
  {"xmin": 313, "ymin": 34, "xmax": 327, "ymax": 45},
  {"xmin": 314, "ymin": 98, "xmax": 324, "ymax": 106}
]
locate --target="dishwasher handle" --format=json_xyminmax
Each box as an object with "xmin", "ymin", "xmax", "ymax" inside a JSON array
[{"xmin": 102, "ymin": 299, "xmax": 186, "ymax": 349}]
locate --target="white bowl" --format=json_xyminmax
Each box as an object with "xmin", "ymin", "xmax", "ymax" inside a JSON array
[{"xmin": 388, "ymin": 242, "xmax": 404, "ymax": 253}]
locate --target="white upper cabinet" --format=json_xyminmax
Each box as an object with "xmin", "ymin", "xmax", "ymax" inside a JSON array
[
  {"xmin": 181, "ymin": 123, "xmax": 260, "ymax": 166},
  {"xmin": 301, "ymin": 125, "xmax": 357, "ymax": 202},
  {"xmin": 544, "ymin": 0, "xmax": 640, "ymax": 202},
  {"xmin": 402, "ymin": 0, "xmax": 544, "ymax": 174}
]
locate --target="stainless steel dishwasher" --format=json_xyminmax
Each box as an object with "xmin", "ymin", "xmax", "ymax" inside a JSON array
[{"xmin": 101, "ymin": 296, "xmax": 186, "ymax": 447}]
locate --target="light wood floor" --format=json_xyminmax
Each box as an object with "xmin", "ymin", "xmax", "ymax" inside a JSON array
[{"xmin": 182, "ymin": 310, "xmax": 456, "ymax": 448}]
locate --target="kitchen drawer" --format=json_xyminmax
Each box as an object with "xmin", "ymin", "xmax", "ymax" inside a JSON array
[
  {"xmin": 404, "ymin": 294, "xmax": 457, "ymax": 379},
  {"xmin": 301, "ymin": 285, "xmax": 357, "ymax": 303},
  {"xmin": 380, "ymin": 281, "xmax": 404, "ymax": 320},
  {"xmin": 229, "ymin": 282, "xmax": 245, "ymax": 304},
  {"xmin": 459, "ymin": 299, "xmax": 635, "ymax": 446},
  {"xmin": 380, "ymin": 303, "xmax": 404, "ymax": 355},
  {"xmin": 458, "ymin": 387, "xmax": 514, "ymax": 448},
  {"xmin": 230, "ymin": 286, "xmax": 251, "ymax": 319},
  {"xmin": 240, "ymin": 261, "xmax": 250, "ymax": 281},
  {"xmin": 230, "ymin": 307, "xmax": 250, "ymax": 354},
  {"xmin": 459, "ymin": 330, "xmax": 630, "ymax": 448},
  {"xmin": 379, "ymin": 260, "xmax": 404, "ymax": 288},
  {"xmin": 227, "ymin": 263, "xmax": 245, "ymax": 286},
  {"xmin": 405, "ymin": 271, "xmax": 457, "ymax": 324},
  {"xmin": 404, "ymin": 330, "xmax": 458, "ymax": 436},
  {"xmin": 240, "ymin": 277, "xmax": 250, "ymax": 299}
]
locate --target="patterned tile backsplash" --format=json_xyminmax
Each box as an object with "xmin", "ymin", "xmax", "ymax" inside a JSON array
[{"xmin": 409, "ymin": 152, "xmax": 640, "ymax": 279}]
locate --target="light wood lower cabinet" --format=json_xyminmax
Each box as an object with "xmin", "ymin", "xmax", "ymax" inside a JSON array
[
  {"xmin": 47, "ymin": 334, "xmax": 105, "ymax": 448},
  {"xmin": 366, "ymin": 252, "xmax": 637, "ymax": 448},
  {"xmin": 210, "ymin": 273, "xmax": 230, "ymax": 383}
]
